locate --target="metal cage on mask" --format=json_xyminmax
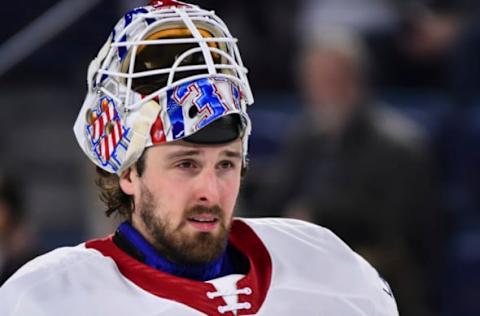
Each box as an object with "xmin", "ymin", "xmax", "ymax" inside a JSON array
[{"xmin": 73, "ymin": 1, "xmax": 253, "ymax": 175}]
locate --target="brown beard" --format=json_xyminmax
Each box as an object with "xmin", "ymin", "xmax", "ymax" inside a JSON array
[{"xmin": 138, "ymin": 184, "xmax": 230, "ymax": 265}]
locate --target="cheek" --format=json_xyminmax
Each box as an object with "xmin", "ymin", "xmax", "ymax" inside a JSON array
[
  {"xmin": 220, "ymin": 177, "xmax": 241, "ymax": 214},
  {"xmin": 155, "ymin": 179, "xmax": 194, "ymax": 222}
]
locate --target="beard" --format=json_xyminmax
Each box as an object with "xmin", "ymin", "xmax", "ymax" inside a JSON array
[{"xmin": 137, "ymin": 184, "xmax": 231, "ymax": 265}]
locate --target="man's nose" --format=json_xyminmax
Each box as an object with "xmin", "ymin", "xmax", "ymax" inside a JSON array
[{"xmin": 194, "ymin": 168, "xmax": 221, "ymax": 205}]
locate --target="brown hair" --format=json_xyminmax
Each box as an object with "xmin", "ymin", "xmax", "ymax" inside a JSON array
[{"xmin": 95, "ymin": 152, "xmax": 146, "ymax": 219}]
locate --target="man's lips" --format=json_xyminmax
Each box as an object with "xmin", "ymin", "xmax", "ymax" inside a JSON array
[{"xmin": 187, "ymin": 214, "xmax": 219, "ymax": 232}]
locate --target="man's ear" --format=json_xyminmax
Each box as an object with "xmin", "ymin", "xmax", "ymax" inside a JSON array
[{"xmin": 119, "ymin": 167, "xmax": 136, "ymax": 195}]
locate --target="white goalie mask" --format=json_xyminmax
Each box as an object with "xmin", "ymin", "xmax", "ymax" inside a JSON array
[{"xmin": 73, "ymin": 0, "xmax": 253, "ymax": 175}]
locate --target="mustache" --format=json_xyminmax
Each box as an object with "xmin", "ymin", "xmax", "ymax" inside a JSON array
[{"xmin": 185, "ymin": 205, "xmax": 224, "ymax": 218}]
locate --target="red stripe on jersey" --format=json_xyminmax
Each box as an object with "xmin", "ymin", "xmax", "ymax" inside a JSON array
[{"xmin": 86, "ymin": 219, "xmax": 272, "ymax": 316}]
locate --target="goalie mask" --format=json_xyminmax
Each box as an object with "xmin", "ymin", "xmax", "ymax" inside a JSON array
[{"xmin": 73, "ymin": 0, "xmax": 253, "ymax": 174}]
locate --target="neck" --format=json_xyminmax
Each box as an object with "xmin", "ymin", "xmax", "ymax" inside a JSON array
[{"xmin": 114, "ymin": 221, "xmax": 235, "ymax": 281}]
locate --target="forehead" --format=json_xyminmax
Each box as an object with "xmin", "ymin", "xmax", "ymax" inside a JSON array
[{"xmin": 146, "ymin": 138, "xmax": 243, "ymax": 159}]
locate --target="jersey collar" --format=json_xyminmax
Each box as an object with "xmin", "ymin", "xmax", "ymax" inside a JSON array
[
  {"xmin": 86, "ymin": 219, "xmax": 272, "ymax": 316},
  {"xmin": 114, "ymin": 221, "xmax": 236, "ymax": 281}
]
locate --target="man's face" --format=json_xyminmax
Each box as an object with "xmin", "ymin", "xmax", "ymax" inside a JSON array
[
  {"xmin": 302, "ymin": 49, "xmax": 362, "ymax": 110},
  {"xmin": 121, "ymin": 139, "xmax": 243, "ymax": 265}
]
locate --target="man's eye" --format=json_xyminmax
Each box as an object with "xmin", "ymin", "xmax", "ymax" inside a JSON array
[
  {"xmin": 218, "ymin": 160, "xmax": 235, "ymax": 169},
  {"xmin": 177, "ymin": 161, "xmax": 195, "ymax": 169}
]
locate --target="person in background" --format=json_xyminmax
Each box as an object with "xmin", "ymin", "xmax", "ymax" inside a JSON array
[
  {"xmin": 0, "ymin": 172, "xmax": 39, "ymax": 285},
  {"xmin": 250, "ymin": 27, "xmax": 436, "ymax": 316}
]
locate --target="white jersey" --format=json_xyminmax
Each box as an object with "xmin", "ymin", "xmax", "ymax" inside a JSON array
[{"xmin": 0, "ymin": 218, "xmax": 398, "ymax": 315}]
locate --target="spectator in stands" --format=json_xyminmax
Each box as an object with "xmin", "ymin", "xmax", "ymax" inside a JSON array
[
  {"xmin": 249, "ymin": 28, "xmax": 436, "ymax": 316},
  {"xmin": 0, "ymin": 172, "xmax": 40, "ymax": 285}
]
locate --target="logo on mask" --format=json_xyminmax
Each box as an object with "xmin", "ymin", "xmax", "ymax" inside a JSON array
[
  {"xmin": 86, "ymin": 97, "xmax": 131, "ymax": 171},
  {"xmin": 166, "ymin": 77, "xmax": 241, "ymax": 140}
]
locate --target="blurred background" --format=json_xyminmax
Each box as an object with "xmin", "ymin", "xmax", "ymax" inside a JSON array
[{"xmin": 0, "ymin": 0, "xmax": 479, "ymax": 315}]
